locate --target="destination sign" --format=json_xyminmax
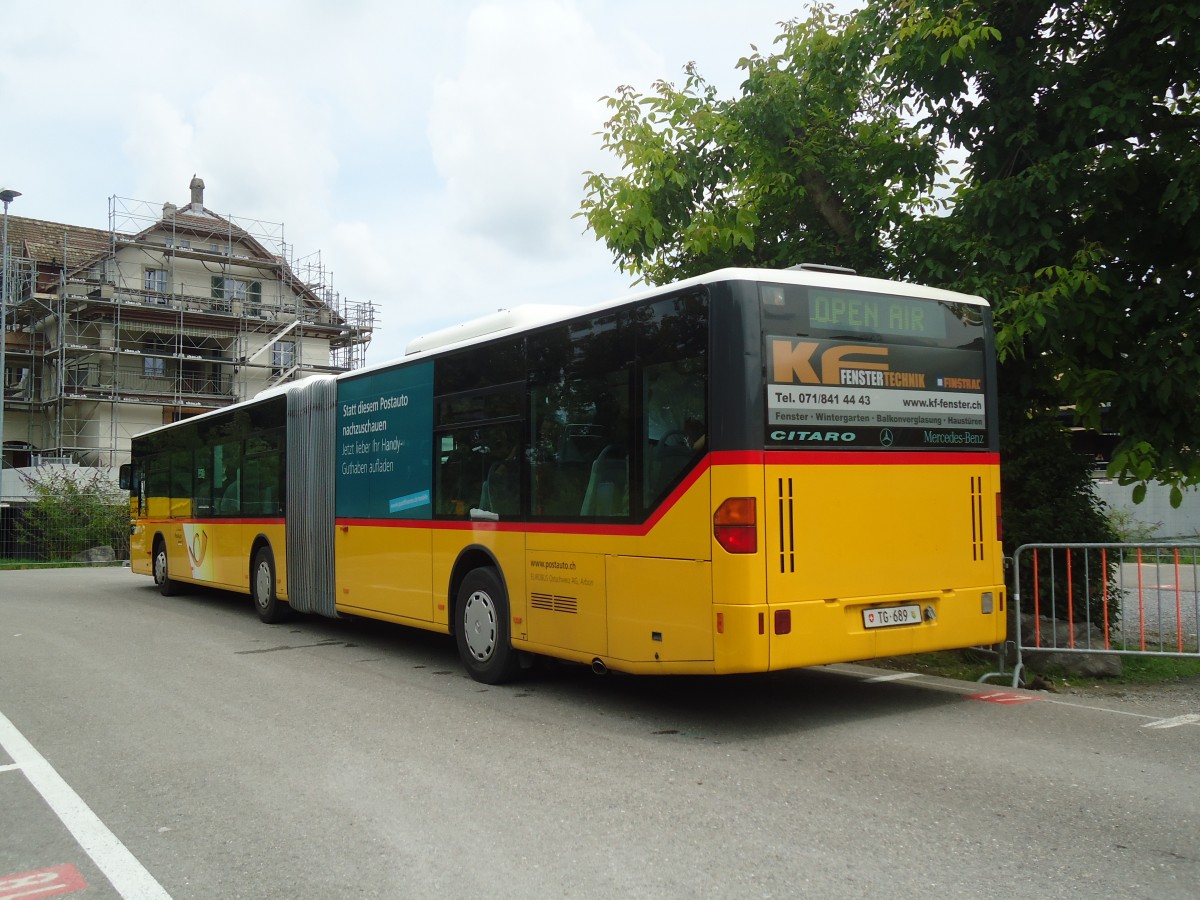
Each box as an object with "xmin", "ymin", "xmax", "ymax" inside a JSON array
[{"xmin": 807, "ymin": 291, "xmax": 947, "ymax": 340}]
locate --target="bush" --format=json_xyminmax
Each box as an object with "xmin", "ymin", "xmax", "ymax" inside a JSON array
[
  {"xmin": 17, "ymin": 468, "xmax": 130, "ymax": 562},
  {"xmin": 1000, "ymin": 360, "xmax": 1118, "ymax": 625}
]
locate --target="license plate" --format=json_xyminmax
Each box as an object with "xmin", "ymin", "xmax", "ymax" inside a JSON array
[{"xmin": 862, "ymin": 604, "xmax": 922, "ymax": 629}]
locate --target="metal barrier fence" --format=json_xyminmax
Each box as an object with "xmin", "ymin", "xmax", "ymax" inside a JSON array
[
  {"xmin": 983, "ymin": 542, "xmax": 1200, "ymax": 687},
  {"xmin": 0, "ymin": 495, "xmax": 130, "ymax": 568}
]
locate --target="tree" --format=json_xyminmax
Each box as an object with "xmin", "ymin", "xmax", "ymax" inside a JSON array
[
  {"xmin": 873, "ymin": 0, "xmax": 1200, "ymax": 504},
  {"xmin": 578, "ymin": 3, "xmax": 941, "ymax": 284},
  {"xmin": 580, "ymin": 0, "xmax": 1200, "ymax": 507}
]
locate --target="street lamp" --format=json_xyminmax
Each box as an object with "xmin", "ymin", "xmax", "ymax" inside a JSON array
[{"xmin": 0, "ymin": 187, "xmax": 21, "ymax": 492}]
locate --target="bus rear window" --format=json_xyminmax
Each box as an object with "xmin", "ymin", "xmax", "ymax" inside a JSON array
[{"xmin": 760, "ymin": 283, "xmax": 991, "ymax": 451}]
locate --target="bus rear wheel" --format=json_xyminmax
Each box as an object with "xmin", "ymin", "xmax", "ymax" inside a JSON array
[
  {"xmin": 455, "ymin": 567, "xmax": 520, "ymax": 684},
  {"xmin": 252, "ymin": 547, "xmax": 289, "ymax": 624},
  {"xmin": 153, "ymin": 538, "xmax": 178, "ymax": 596}
]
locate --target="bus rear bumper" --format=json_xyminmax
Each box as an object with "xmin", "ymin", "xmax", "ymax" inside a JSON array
[
  {"xmin": 712, "ymin": 587, "xmax": 1006, "ymax": 673},
  {"xmin": 761, "ymin": 587, "xmax": 1007, "ymax": 671}
]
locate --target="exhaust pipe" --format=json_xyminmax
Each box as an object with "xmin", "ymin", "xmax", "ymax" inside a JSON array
[{"xmin": 591, "ymin": 658, "xmax": 608, "ymax": 676}]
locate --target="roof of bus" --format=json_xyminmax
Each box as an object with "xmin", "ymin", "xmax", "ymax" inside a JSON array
[
  {"xmin": 132, "ymin": 267, "xmax": 987, "ymax": 439},
  {"xmin": 393, "ymin": 266, "xmax": 987, "ymax": 368}
]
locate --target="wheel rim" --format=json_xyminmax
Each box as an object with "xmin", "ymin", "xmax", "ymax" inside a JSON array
[
  {"xmin": 154, "ymin": 549, "xmax": 167, "ymax": 584},
  {"xmin": 462, "ymin": 590, "xmax": 498, "ymax": 662},
  {"xmin": 255, "ymin": 560, "xmax": 272, "ymax": 609}
]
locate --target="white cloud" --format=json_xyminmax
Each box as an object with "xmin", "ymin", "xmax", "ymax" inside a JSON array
[
  {"xmin": 428, "ymin": 0, "xmax": 626, "ymax": 258},
  {"xmin": 191, "ymin": 73, "xmax": 339, "ymax": 228},
  {"xmin": 122, "ymin": 95, "xmax": 197, "ymax": 203}
]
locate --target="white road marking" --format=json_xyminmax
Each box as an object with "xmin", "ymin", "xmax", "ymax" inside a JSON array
[
  {"xmin": 1039, "ymin": 698, "xmax": 1158, "ymax": 720},
  {"xmin": 1142, "ymin": 713, "xmax": 1200, "ymax": 729},
  {"xmin": 0, "ymin": 709, "xmax": 172, "ymax": 899},
  {"xmin": 827, "ymin": 664, "xmax": 1195, "ymax": 732}
]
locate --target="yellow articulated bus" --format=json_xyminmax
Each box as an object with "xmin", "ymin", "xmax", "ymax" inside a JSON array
[{"xmin": 128, "ymin": 266, "xmax": 1005, "ymax": 683}]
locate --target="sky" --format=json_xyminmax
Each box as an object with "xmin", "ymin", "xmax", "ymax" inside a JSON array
[{"xmin": 3, "ymin": 0, "xmax": 854, "ymax": 366}]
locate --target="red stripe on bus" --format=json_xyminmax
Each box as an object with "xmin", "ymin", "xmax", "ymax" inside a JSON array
[
  {"xmin": 762, "ymin": 450, "xmax": 999, "ymax": 466},
  {"xmin": 336, "ymin": 518, "xmax": 657, "ymax": 536}
]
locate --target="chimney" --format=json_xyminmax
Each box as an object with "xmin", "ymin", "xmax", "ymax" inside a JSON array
[
  {"xmin": 189, "ymin": 175, "xmax": 205, "ymax": 212},
  {"xmin": 163, "ymin": 202, "xmax": 177, "ymax": 219}
]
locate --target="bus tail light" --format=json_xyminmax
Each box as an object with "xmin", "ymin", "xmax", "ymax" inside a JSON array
[{"xmin": 714, "ymin": 497, "xmax": 757, "ymax": 554}]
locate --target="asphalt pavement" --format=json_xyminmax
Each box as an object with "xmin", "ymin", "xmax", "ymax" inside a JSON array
[{"xmin": 1, "ymin": 567, "xmax": 1197, "ymax": 899}]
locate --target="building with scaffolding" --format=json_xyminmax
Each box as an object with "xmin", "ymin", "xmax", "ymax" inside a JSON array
[{"xmin": 0, "ymin": 177, "xmax": 375, "ymax": 498}]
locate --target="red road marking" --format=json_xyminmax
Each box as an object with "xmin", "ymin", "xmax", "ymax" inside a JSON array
[
  {"xmin": 0, "ymin": 865, "xmax": 87, "ymax": 900},
  {"xmin": 967, "ymin": 691, "xmax": 1042, "ymax": 705}
]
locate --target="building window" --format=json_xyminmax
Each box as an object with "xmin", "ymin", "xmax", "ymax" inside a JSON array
[
  {"xmin": 272, "ymin": 340, "xmax": 296, "ymax": 376},
  {"xmin": 65, "ymin": 365, "xmax": 89, "ymax": 391},
  {"xmin": 143, "ymin": 338, "xmax": 169, "ymax": 378},
  {"xmin": 144, "ymin": 268, "xmax": 169, "ymax": 303},
  {"xmin": 211, "ymin": 276, "xmax": 261, "ymax": 314},
  {"xmin": 3, "ymin": 364, "xmax": 31, "ymax": 399}
]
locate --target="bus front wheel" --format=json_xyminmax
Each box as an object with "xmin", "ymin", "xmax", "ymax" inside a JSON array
[
  {"xmin": 252, "ymin": 547, "xmax": 289, "ymax": 624},
  {"xmin": 455, "ymin": 567, "xmax": 520, "ymax": 684},
  {"xmin": 153, "ymin": 538, "xmax": 178, "ymax": 597}
]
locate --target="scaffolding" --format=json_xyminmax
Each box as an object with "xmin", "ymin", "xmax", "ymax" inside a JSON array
[{"xmin": 1, "ymin": 193, "xmax": 376, "ymax": 470}]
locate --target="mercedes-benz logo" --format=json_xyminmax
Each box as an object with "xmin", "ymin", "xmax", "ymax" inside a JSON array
[{"xmin": 880, "ymin": 428, "xmax": 895, "ymax": 447}]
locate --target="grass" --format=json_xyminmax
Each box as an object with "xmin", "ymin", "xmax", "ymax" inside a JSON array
[
  {"xmin": 871, "ymin": 648, "xmax": 1200, "ymax": 686},
  {"xmin": 1115, "ymin": 655, "xmax": 1200, "ymax": 682},
  {"xmin": 870, "ymin": 650, "xmax": 1002, "ymax": 682}
]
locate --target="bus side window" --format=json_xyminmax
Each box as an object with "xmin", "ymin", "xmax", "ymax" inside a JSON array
[
  {"xmin": 528, "ymin": 311, "xmax": 634, "ymax": 520},
  {"xmin": 145, "ymin": 454, "xmax": 168, "ymax": 518},
  {"xmin": 639, "ymin": 292, "xmax": 708, "ymax": 508},
  {"xmin": 434, "ymin": 424, "xmax": 520, "ymax": 517},
  {"xmin": 243, "ymin": 427, "xmax": 283, "ymax": 516},
  {"xmin": 213, "ymin": 441, "xmax": 241, "ymax": 516},
  {"xmin": 193, "ymin": 446, "xmax": 213, "ymax": 517},
  {"xmin": 434, "ymin": 338, "xmax": 525, "ymax": 518},
  {"xmin": 580, "ymin": 443, "xmax": 628, "ymax": 516},
  {"xmin": 436, "ymin": 434, "xmax": 472, "ymax": 515},
  {"xmin": 529, "ymin": 376, "xmax": 631, "ymax": 519},
  {"xmin": 169, "ymin": 449, "xmax": 192, "ymax": 518},
  {"xmin": 529, "ymin": 392, "xmax": 600, "ymax": 517},
  {"xmin": 643, "ymin": 361, "xmax": 705, "ymax": 500},
  {"xmin": 477, "ymin": 423, "xmax": 521, "ymax": 516}
]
